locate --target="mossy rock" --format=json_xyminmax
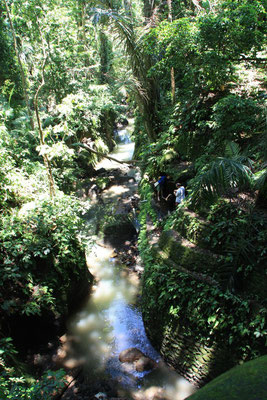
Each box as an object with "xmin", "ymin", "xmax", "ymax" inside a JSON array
[
  {"xmin": 157, "ymin": 230, "xmax": 220, "ymax": 275},
  {"xmin": 172, "ymin": 209, "xmax": 211, "ymax": 248},
  {"xmin": 186, "ymin": 356, "xmax": 267, "ymax": 400},
  {"xmin": 103, "ymin": 215, "xmax": 136, "ymax": 248},
  {"xmin": 95, "ymin": 176, "xmax": 110, "ymax": 190}
]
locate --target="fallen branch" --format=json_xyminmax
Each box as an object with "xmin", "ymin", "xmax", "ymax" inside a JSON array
[
  {"xmin": 55, "ymin": 368, "xmax": 82, "ymax": 400},
  {"xmin": 72, "ymin": 142, "xmax": 138, "ymax": 165}
]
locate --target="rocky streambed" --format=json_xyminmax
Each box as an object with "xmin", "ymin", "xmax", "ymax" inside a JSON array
[{"xmin": 28, "ymin": 124, "xmax": 196, "ymax": 400}]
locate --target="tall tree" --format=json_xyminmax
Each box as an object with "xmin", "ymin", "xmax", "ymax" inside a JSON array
[
  {"xmin": 3, "ymin": 0, "xmax": 34, "ymax": 130},
  {"xmin": 33, "ymin": 17, "xmax": 55, "ymax": 198},
  {"xmin": 96, "ymin": 4, "xmax": 159, "ymax": 141},
  {"xmin": 167, "ymin": 0, "xmax": 175, "ymax": 104}
]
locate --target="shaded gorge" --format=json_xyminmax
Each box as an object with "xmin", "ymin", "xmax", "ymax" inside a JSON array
[{"xmin": 62, "ymin": 123, "xmax": 196, "ymax": 399}]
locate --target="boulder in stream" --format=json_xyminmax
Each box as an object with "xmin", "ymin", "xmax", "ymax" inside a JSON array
[
  {"xmin": 132, "ymin": 386, "xmax": 167, "ymax": 400},
  {"xmin": 135, "ymin": 355, "xmax": 157, "ymax": 372},
  {"xmin": 119, "ymin": 347, "xmax": 145, "ymax": 363},
  {"xmin": 119, "ymin": 348, "xmax": 156, "ymax": 372}
]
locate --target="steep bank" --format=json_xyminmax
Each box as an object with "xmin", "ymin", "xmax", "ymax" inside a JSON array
[
  {"xmin": 139, "ymin": 183, "xmax": 267, "ymax": 386},
  {"xmin": 56, "ymin": 124, "xmax": 196, "ymax": 400}
]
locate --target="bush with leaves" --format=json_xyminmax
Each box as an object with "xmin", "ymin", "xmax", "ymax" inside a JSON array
[
  {"xmin": 0, "ymin": 337, "xmax": 66, "ymax": 399},
  {"xmin": 187, "ymin": 141, "xmax": 253, "ymax": 207},
  {"xmin": 209, "ymin": 95, "xmax": 262, "ymax": 145},
  {"xmin": 142, "ymin": 258, "xmax": 267, "ymax": 363},
  {"xmin": 48, "ymin": 86, "xmax": 119, "ymax": 147},
  {"xmin": 0, "ymin": 194, "xmax": 90, "ymax": 326}
]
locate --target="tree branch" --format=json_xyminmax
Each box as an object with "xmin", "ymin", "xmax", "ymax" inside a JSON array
[{"xmin": 71, "ymin": 142, "xmax": 138, "ymax": 165}]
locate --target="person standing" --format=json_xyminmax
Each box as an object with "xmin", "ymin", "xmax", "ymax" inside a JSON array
[
  {"xmin": 155, "ymin": 174, "xmax": 167, "ymax": 201},
  {"xmin": 174, "ymin": 182, "xmax": 185, "ymax": 206}
]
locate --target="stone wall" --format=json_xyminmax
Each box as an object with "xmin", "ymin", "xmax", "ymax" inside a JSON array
[{"xmin": 142, "ymin": 230, "xmax": 237, "ymax": 386}]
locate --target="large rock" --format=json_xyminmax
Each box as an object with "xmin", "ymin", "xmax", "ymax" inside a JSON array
[
  {"xmin": 119, "ymin": 348, "xmax": 156, "ymax": 372},
  {"xmin": 119, "ymin": 348, "xmax": 146, "ymax": 363},
  {"xmin": 132, "ymin": 386, "xmax": 167, "ymax": 400},
  {"xmin": 135, "ymin": 356, "xmax": 157, "ymax": 372},
  {"xmin": 103, "ymin": 217, "xmax": 136, "ymax": 249}
]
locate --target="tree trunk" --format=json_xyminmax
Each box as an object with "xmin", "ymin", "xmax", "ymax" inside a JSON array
[
  {"xmin": 99, "ymin": 30, "xmax": 110, "ymax": 83},
  {"xmin": 34, "ymin": 18, "xmax": 55, "ymax": 198},
  {"xmin": 167, "ymin": 0, "xmax": 176, "ymax": 105},
  {"xmin": 3, "ymin": 0, "xmax": 34, "ymax": 130}
]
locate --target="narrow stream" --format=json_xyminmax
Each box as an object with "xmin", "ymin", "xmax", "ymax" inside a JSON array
[{"xmin": 67, "ymin": 122, "xmax": 196, "ymax": 399}]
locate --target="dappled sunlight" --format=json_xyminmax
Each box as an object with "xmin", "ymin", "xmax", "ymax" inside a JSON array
[
  {"xmin": 131, "ymin": 363, "xmax": 196, "ymax": 400},
  {"xmin": 86, "ymin": 244, "xmax": 114, "ymax": 271},
  {"xmin": 96, "ymin": 123, "xmax": 135, "ymax": 171},
  {"xmin": 75, "ymin": 313, "xmax": 106, "ymax": 333},
  {"xmin": 103, "ymin": 184, "xmax": 131, "ymax": 201},
  {"xmin": 93, "ymin": 279, "xmax": 117, "ymax": 305},
  {"xmin": 65, "ymin": 123, "xmax": 196, "ymax": 398}
]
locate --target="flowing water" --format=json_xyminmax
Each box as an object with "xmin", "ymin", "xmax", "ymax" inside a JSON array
[{"xmin": 67, "ymin": 122, "xmax": 196, "ymax": 399}]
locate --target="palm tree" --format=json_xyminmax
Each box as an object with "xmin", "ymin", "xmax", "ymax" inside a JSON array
[
  {"xmin": 254, "ymin": 166, "xmax": 267, "ymax": 207},
  {"xmin": 90, "ymin": 3, "xmax": 159, "ymax": 142},
  {"xmin": 189, "ymin": 142, "xmax": 253, "ymax": 206}
]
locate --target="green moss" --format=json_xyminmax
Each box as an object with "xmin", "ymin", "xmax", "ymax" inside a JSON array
[
  {"xmin": 187, "ymin": 356, "xmax": 267, "ymax": 400},
  {"xmin": 158, "ymin": 230, "xmax": 219, "ymax": 275}
]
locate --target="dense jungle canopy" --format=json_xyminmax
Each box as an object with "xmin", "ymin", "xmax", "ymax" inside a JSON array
[{"xmin": 0, "ymin": 0, "xmax": 266, "ymax": 398}]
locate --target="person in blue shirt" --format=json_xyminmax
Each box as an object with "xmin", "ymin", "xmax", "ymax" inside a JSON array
[
  {"xmin": 174, "ymin": 182, "xmax": 185, "ymax": 206},
  {"xmin": 155, "ymin": 174, "xmax": 167, "ymax": 201}
]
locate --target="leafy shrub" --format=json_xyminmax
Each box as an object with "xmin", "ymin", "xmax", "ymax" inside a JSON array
[
  {"xmin": 210, "ymin": 95, "xmax": 261, "ymax": 144},
  {"xmin": 0, "ymin": 338, "xmax": 66, "ymax": 400},
  {"xmin": 49, "ymin": 86, "xmax": 118, "ymax": 146},
  {"xmin": 0, "ymin": 194, "xmax": 88, "ymax": 322},
  {"xmin": 142, "ymin": 247, "xmax": 266, "ymax": 363},
  {"xmin": 204, "ymin": 201, "xmax": 267, "ymax": 292}
]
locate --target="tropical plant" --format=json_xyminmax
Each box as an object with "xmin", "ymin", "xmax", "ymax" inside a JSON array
[
  {"xmin": 91, "ymin": 4, "xmax": 159, "ymax": 141},
  {"xmin": 188, "ymin": 142, "xmax": 253, "ymax": 206},
  {"xmin": 0, "ymin": 194, "xmax": 89, "ymax": 324}
]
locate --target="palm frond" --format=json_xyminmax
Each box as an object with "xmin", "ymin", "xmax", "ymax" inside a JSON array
[
  {"xmin": 225, "ymin": 141, "xmax": 240, "ymax": 159},
  {"xmin": 225, "ymin": 141, "xmax": 253, "ymax": 168},
  {"xmin": 253, "ymin": 167, "xmax": 267, "ymax": 190},
  {"xmin": 189, "ymin": 157, "xmax": 253, "ymax": 205},
  {"xmin": 89, "ymin": 6, "xmax": 158, "ymax": 141}
]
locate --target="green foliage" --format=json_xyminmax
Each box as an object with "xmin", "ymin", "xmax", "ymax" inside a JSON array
[
  {"xmin": 0, "ymin": 369, "xmax": 66, "ymax": 400},
  {"xmin": 164, "ymin": 200, "xmax": 267, "ymax": 293},
  {"xmin": 142, "ymin": 251, "xmax": 266, "ymax": 361},
  {"xmin": 187, "ymin": 355, "xmax": 267, "ymax": 400},
  {"xmin": 199, "ymin": 0, "xmax": 266, "ymax": 57},
  {"xmin": 204, "ymin": 202, "xmax": 267, "ymax": 291},
  {"xmin": 144, "ymin": 18, "xmax": 199, "ymax": 92},
  {"xmin": 0, "ymin": 338, "xmax": 66, "ymax": 400},
  {"xmin": 51, "ymin": 86, "xmax": 117, "ymax": 144},
  {"xmin": 0, "ymin": 14, "xmax": 22, "ymax": 101},
  {"xmin": 210, "ymin": 95, "xmax": 262, "ymax": 143},
  {"xmin": 0, "ymin": 194, "xmax": 88, "ymax": 320},
  {"xmin": 188, "ymin": 152, "xmax": 253, "ymax": 207}
]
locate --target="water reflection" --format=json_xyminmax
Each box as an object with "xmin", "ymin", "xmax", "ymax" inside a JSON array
[
  {"xmin": 68, "ymin": 244, "xmax": 195, "ymax": 398},
  {"xmin": 67, "ymin": 122, "xmax": 195, "ymax": 399}
]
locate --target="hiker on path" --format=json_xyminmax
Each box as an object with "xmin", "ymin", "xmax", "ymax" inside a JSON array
[
  {"xmin": 154, "ymin": 174, "xmax": 167, "ymax": 201},
  {"xmin": 174, "ymin": 182, "xmax": 185, "ymax": 206}
]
